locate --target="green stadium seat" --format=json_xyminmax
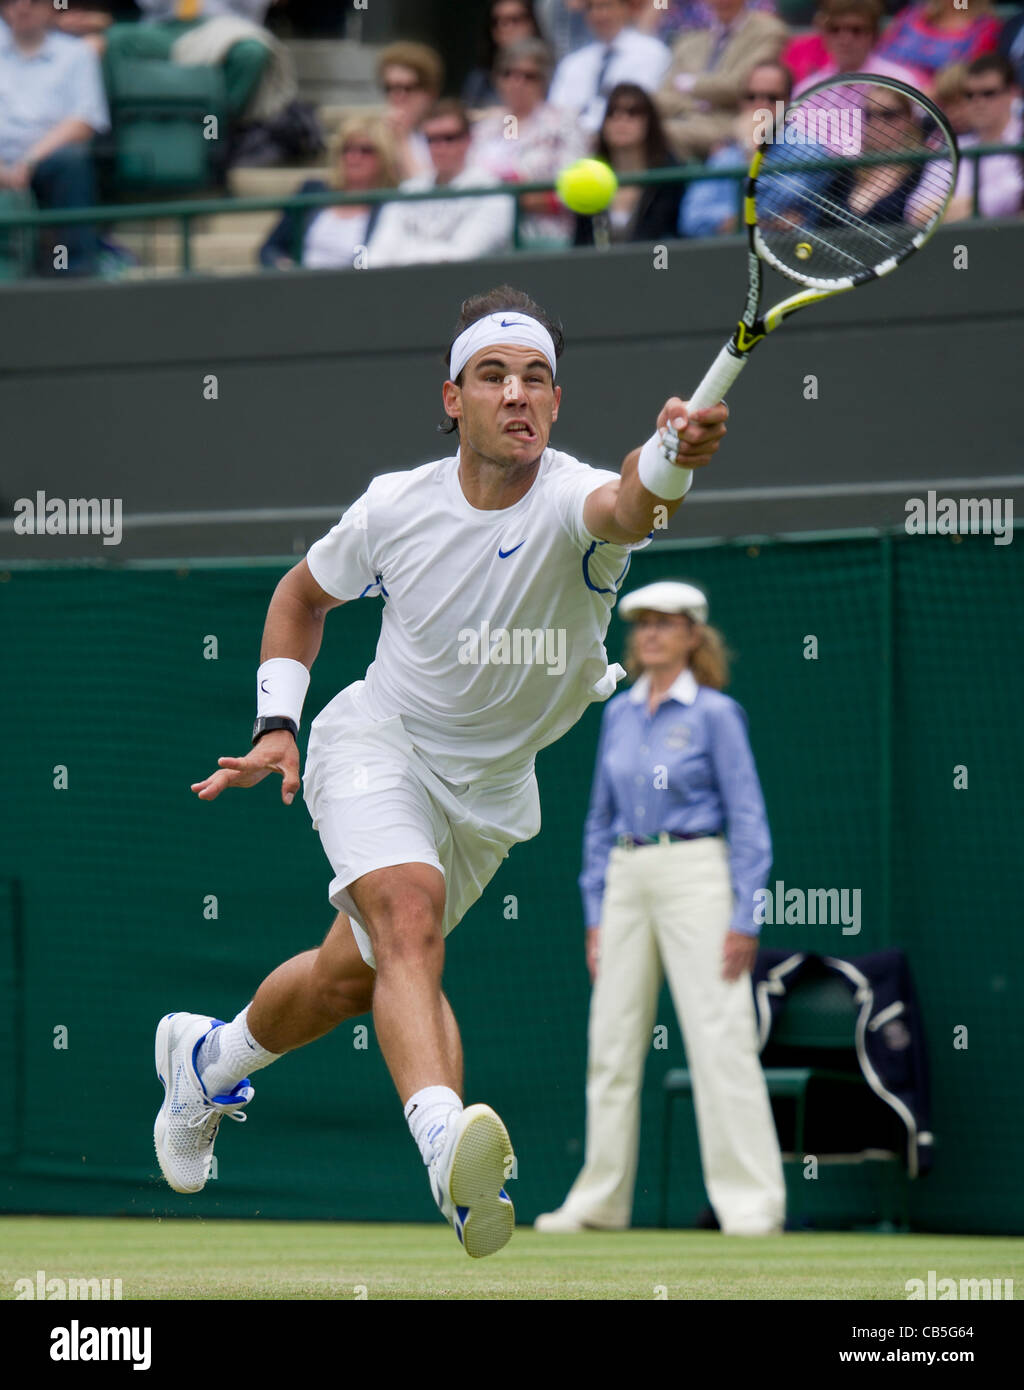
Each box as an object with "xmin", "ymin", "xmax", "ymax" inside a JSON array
[
  {"xmin": 103, "ymin": 58, "xmax": 227, "ymax": 194},
  {"xmin": 774, "ymin": 0, "xmax": 819, "ymax": 26},
  {"xmin": 658, "ymin": 970, "xmax": 910, "ymax": 1230}
]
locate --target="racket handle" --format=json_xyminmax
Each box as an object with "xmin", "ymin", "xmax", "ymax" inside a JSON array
[{"xmin": 687, "ymin": 344, "xmax": 748, "ymax": 414}]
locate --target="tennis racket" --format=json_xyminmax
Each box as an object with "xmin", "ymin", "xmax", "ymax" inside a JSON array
[{"xmin": 681, "ymin": 74, "xmax": 959, "ymax": 417}]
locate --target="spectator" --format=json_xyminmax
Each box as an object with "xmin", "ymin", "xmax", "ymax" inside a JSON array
[
  {"xmin": 471, "ymin": 37, "xmax": 587, "ymax": 247},
  {"xmin": 679, "ymin": 60, "xmax": 793, "ymax": 237},
  {"xmin": 573, "ymin": 82, "xmax": 685, "ymax": 245},
  {"xmin": 463, "ymin": 0, "xmax": 544, "ymax": 110},
  {"xmin": 377, "ymin": 40, "xmax": 444, "ymax": 181},
  {"xmin": 818, "ymin": 88, "xmax": 931, "ymax": 225},
  {"xmin": 52, "ymin": 2, "xmax": 113, "ymax": 56},
  {"xmin": 102, "ymin": 1, "xmax": 290, "ymax": 128},
  {"xmin": 258, "ymin": 114, "xmax": 399, "ymax": 271},
  {"xmin": 944, "ymin": 54, "xmax": 1022, "ymax": 221},
  {"xmin": 652, "ymin": 0, "xmax": 780, "ymax": 47},
  {"xmin": 794, "ymin": 0, "xmax": 920, "ymax": 96},
  {"xmin": 368, "ymin": 100, "xmax": 515, "ymax": 267},
  {"xmin": 0, "ymin": 0, "xmax": 110, "ymax": 276},
  {"xmin": 536, "ymin": 0, "xmax": 596, "ymax": 60},
  {"xmin": 548, "ymin": 0, "xmax": 672, "ymax": 132},
  {"xmin": 932, "ymin": 61, "xmax": 972, "ymax": 137},
  {"xmin": 656, "ymin": 0, "xmax": 788, "ymax": 161},
  {"xmin": 876, "ymin": 0, "xmax": 1001, "ymax": 91},
  {"xmin": 998, "ymin": 7, "xmax": 1024, "ymax": 92}
]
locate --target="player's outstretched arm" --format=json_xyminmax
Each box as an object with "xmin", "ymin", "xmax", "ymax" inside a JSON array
[
  {"xmin": 583, "ymin": 397, "xmax": 728, "ymax": 545},
  {"xmin": 190, "ymin": 559, "xmax": 345, "ymax": 806}
]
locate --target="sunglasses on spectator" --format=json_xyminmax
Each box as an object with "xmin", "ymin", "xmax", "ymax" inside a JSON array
[
  {"xmin": 825, "ymin": 22, "xmax": 872, "ymax": 35},
  {"xmin": 425, "ymin": 129, "xmax": 469, "ymax": 144},
  {"xmin": 385, "ymin": 80, "xmax": 422, "ymax": 95},
  {"xmin": 742, "ymin": 90, "xmax": 786, "ymax": 103},
  {"xmin": 343, "ymin": 143, "xmax": 377, "ymax": 156},
  {"xmin": 607, "ymin": 104, "xmax": 647, "ymax": 117},
  {"xmin": 500, "ymin": 68, "xmax": 544, "ymax": 82},
  {"xmin": 494, "ymin": 9, "xmax": 530, "ymax": 25},
  {"xmin": 866, "ymin": 104, "xmax": 906, "ymax": 119},
  {"xmin": 965, "ymin": 86, "xmax": 1006, "ymax": 99}
]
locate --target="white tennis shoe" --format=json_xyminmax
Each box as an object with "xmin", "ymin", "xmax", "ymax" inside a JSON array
[
  {"xmin": 154, "ymin": 1012, "xmax": 253, "ymax": 1194},
  {"xmin": 429, "ymin": 1103, "xmax": 515, "ymax": 1258},
  {"xmin": 534, "ymin": 1208, "xmax": 591, "ymax": 1233}
]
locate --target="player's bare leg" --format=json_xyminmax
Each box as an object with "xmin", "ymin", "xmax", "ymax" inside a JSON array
[
  {"xmin": 247, "ymin": 911, "xmax": 376, "ymax": 1052},
  {"xmin": 247, "ymin": 911, "xmax": 464, "ymax": 1086},
  {"xmin": 348, "ymin": 862, "xmax": 455, "ymax": 1098},
  {"xmin": 348, "ymin": 860, "xmax": 515, "ymax": 1257}
]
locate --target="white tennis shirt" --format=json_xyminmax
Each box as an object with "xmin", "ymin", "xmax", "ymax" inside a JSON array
[{"xmin": 305, "ymin": 447, "xmax": 652, "ymax": 785}]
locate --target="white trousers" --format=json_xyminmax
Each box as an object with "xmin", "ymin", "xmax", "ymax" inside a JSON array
[{"xmin": 561, "ymin": 837, "xmax": 786, "ymax": 1233}]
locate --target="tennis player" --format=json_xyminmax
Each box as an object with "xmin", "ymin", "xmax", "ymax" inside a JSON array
[{"xmin": 155, "ymin": 285, "xmax": 728, "ymax": 1259}]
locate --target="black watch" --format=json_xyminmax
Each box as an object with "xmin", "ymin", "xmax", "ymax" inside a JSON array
[{"xmin": 252, "ymin": 716, "xmax": 298, "ymax": 745}]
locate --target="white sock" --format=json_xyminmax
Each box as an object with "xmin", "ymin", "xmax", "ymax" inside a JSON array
[
  {"xmin": 405, "ymin": 1086, "xmax": 463, "ymax": 1164},
  {"xmin": 197, "ymin": 1004, "xmax": 281, "ymax": 1098}
]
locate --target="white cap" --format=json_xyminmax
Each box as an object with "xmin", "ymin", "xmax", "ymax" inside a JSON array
[{"xmin": 618, "ymin": 580, "xmax": 708, "ymax": 624}]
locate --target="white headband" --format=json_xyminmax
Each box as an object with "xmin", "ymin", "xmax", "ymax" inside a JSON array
[{"xmin": 449, "ymin": 312, "xmax": 557, "ymax": 384}]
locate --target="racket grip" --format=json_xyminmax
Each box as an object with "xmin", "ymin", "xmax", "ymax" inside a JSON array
[{"xmin": 687, "ymin": 345, "xmax": 748, "ymax": 414}]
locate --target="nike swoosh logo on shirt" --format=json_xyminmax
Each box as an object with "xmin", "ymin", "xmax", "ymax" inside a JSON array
[{"xmin": 498, "ymin": 542, "xmax": 526, "ymax": 558}]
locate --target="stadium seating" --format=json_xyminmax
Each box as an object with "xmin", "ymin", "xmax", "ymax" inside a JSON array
[
  {"xmin": 102, "ymin": 56, "xmax": 228, "ymax": 195},
  {"xmin": 659, "ymin": 969, "xmax": 910, "ymax": 1231}
]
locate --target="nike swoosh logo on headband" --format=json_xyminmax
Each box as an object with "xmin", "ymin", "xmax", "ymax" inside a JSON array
[{"xmin": 499, "ymin": 319, "xmax": 523, "ymax": 328}]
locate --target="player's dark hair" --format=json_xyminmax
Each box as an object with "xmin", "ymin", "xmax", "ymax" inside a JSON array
[
  {"xmin": 438, "ymin": 286, "xmax": 565, "ymax": 435},
  {"xmin": 596, "ymin": 83, "xmax": 674, "ymax": 171}
]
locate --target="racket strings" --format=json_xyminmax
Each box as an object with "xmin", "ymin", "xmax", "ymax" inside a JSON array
[
  {"xmin": 753, "ymin": 78, "xmax": 956, "ymax": 281},
  {"xmin": 762, "ymin": 169, "xmax": 908, "ymax": 257}
]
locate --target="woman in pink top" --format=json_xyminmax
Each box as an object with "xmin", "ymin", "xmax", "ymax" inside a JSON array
[{"xmin": 877, "ymin": 0, "xmax": 1000, "ymax": 90}]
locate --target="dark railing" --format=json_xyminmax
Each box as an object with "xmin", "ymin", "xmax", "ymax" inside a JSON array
[{"xmin": 0, "ymin": 142, "xmax": 1018, "ymax": 274}]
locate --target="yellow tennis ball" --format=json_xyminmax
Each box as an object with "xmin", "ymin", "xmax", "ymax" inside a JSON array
[{"xmin": 556, "ymin": 158, "xmax": 618, "ymax": 215}]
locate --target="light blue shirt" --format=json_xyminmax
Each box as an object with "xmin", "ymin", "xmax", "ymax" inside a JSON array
[
  {"xmin": 678, "ymin": 143, "xmax": 746, "ymax": 239},
  {"xmin": 579, "ymin": 668, "xmax": 773, "ymax": 934},
  {"xmin": 679, "ymin": 140, "xmax": 832, "ymax": 240},
  {"xmin": 0, "ymin": 28, "xmax": 110, "ymax": 167}
]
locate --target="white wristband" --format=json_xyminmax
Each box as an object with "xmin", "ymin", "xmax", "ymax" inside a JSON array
[
  {"xmin": 257, "ymin": 657, "xmax": 310, "ymax": 728},
  {"xmin": 637, "ymin": 427, "xmax": 694, "ymax": 501}
]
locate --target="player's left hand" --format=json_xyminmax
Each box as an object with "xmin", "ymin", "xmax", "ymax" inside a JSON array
[
  {"xmin": 722, "ymin": 929, "xmax": 758, "ymax": 981},
  {"xmin": 657, "ymin": 397, "xmax": 728, "ymax": 469}
]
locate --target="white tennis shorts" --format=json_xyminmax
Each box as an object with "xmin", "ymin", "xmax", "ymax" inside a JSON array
[{"xmin": 302, "ymin": 681, "xmax": 542, "ymax": 967}]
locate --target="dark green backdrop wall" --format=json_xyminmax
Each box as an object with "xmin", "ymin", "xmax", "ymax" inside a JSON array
[{"xmin": 2, "ymin": 530, "xmax": 1021, "ymax": 1232}]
